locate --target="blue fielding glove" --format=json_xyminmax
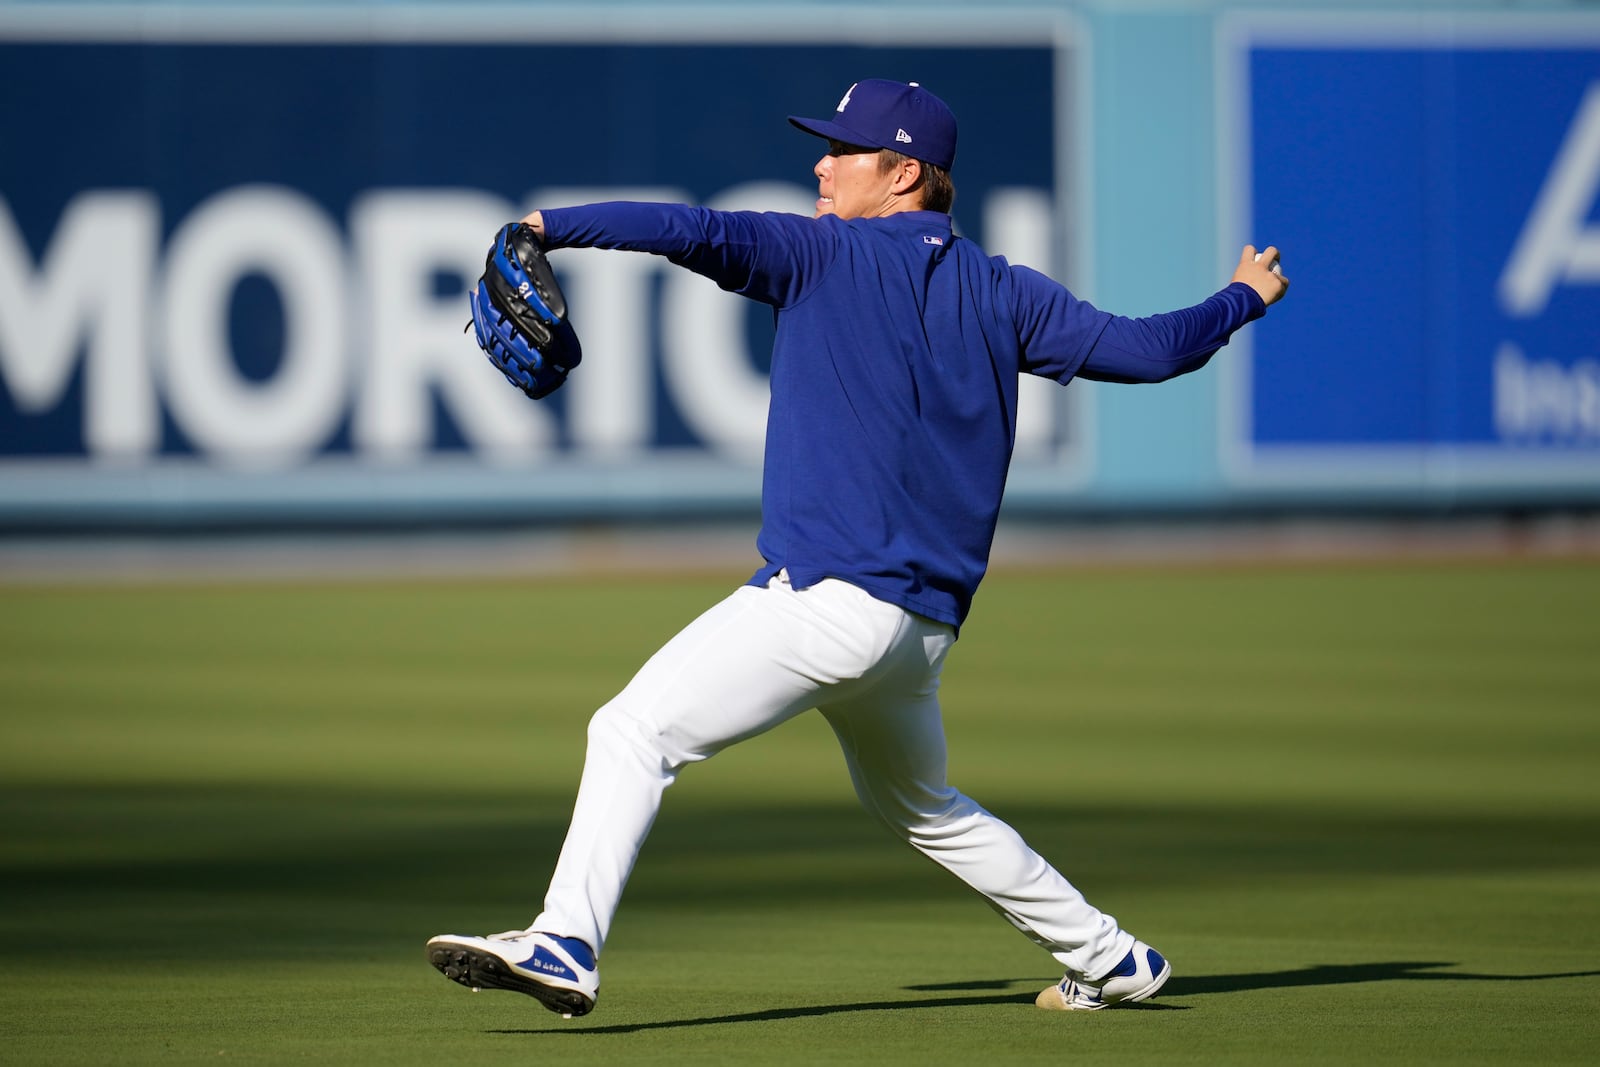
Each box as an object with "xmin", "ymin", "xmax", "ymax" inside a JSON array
[{"xmin": 467, "ymin": 223, "xmax": 582, "ymax": 400}]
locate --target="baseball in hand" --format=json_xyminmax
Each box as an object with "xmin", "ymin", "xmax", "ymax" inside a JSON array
[{"xmin": 1254, "ymin": 251, "xmax": 1283, "ymax": 276}]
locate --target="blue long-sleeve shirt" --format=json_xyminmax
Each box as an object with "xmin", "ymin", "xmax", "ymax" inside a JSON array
[{"xmin": 541, "ymin": 203, "xmax": 1265, "ymax": 629}]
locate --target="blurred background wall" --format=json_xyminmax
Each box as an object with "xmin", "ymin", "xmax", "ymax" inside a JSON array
[{"xmin": 2, "ymin": 0, "xmax": 1598, "ymax": 536}]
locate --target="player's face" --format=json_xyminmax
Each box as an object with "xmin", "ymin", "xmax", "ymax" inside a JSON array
[{"xmin": 814, "ymin": 140, "xmax": 897, "ymax": 219}]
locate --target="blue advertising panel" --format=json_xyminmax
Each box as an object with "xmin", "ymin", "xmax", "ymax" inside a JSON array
[
  {"xmin": 0, "ymin": 9, "xmax": 1083, "ymax": 524},
  {"xmin": 1221, "ymin": 15, "xmax": 1600, "ymax": 494}
]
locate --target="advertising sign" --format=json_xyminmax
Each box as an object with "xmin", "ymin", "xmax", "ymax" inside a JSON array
[
  {"xmin": 1221, "ymin": 15, "xmax": 1600, "ymax": 494},
  {"xmin": 0, "ymin": 8, "xmax": 1083, "ymax": 524}
]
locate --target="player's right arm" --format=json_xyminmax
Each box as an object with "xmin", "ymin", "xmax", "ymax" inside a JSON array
[
  {"xmin": 524, "ymin": 203, "xmax": 837, "ymax": 308},
  {"xmin": 1011, "ymin": 259, "xmax": 1275, "ymax": 386}
]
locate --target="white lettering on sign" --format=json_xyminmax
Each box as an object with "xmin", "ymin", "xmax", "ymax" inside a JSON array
[
  {"xmin": 1499, "ymin": 82, "xmax": 1600, "ymax": 317},
  {"xmin": 983, "ymin": 187, "xmax": 1058, "ymax": 459},
  {"xmin": 0, "ymin": 183, "xmax": 1061, "ymax": 465},
  {"xmin": 1494, "ymin": 342, "xmax": 1600, "ymax": 440},
  {"xmin": 160, "ymin": 185, "xmax": 347, "ymax": 466},
  {"xmin": 0, "ymin": 191, "xmax": 159, "ymax": 456}
]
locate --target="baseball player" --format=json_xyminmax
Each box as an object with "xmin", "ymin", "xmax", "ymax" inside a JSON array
[{"xmin": 429, "ymin": 78, "xmax": 1289, "ymax": 1018}]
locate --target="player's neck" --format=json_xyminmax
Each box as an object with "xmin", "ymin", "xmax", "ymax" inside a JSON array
[{"xmin": 863, "ymin": 194, "xmax": 928, "ymax": 219}]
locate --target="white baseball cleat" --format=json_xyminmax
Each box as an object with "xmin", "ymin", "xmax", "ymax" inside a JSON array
[
  {"xmin": 426, "ymin": 930, "xmax": 599, "ymax": 1017},
  {"xmin": 1035, "ymin": 940, "xmax": 1171, "ymax": 1011}
]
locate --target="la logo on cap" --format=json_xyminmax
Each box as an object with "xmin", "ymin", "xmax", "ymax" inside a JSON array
[{"xmin": 837, "ymin": 83, "xmax": 856, "ymax": 112}]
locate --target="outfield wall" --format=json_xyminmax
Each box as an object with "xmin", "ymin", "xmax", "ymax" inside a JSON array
[{"xmin": 2, "ymin": 1, "xmax": 1597, "ymax": 528}]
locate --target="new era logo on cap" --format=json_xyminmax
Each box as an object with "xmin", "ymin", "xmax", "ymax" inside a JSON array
[{"xmin": 789, "ymin": 78, "xmax": 957, "ymax": 170}]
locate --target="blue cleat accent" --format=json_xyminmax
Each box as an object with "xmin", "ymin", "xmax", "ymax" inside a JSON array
[{"xmin": 539, "ymin": 935, "xmax": 596, "ymax": 972}]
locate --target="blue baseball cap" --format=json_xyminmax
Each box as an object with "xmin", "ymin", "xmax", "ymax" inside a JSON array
[{"xmin": 788, "ymin": 79, "xmax": 957, "ymax": 170}]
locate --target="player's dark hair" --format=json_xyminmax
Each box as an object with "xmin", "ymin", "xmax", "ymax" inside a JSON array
[{"xmin": 879, "ymin": 150, "xmax": 955, "ymax": 213}]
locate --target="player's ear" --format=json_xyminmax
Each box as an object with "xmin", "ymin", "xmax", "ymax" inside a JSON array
[{"xmin": 891, "ymin": 157, "xmax": 923, "ymax": 197}]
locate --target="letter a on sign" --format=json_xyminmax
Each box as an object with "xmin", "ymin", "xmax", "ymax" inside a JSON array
[{"xmin": 1499, "ymin": 82, "xmax": 1600, "ymax": 317}]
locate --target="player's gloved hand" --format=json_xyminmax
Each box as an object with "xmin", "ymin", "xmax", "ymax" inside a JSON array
[{"xmin": 467, "ymin": 223, "xmax": 582, "ymax": 399}]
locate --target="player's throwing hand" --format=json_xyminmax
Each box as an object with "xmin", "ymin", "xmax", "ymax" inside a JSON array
[{"xmin": 1235, "ymin": 244, "xmax": 1290, "ymax": 305}]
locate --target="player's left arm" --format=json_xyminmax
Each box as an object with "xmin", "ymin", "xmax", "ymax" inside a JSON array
[{"xmin": 525, "ymin": 203, "xmax": 835, "ymax": 307}]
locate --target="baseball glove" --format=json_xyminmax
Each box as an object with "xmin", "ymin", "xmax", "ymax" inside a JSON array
[{"xmin": 468, "ymin": 222, "xmax": 582, "ymax": 400}]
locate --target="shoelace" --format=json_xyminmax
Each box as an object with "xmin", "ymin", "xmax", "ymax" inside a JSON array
[{"xmin": 1053, "ymin": 977, "xmax": 1105, "ymax": 1007}]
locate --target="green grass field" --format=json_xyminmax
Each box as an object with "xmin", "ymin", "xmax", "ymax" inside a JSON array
[{"xmin": 2, "ymin": 558, "xmax": 1597, "ymax": 1064}]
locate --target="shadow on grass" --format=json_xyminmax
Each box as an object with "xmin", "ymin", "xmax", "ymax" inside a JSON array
[
  {"xmin": 914, "ymin": 961, "xmax": 1600, "ymax": 998},
  {"xmin": 489, "ymin": 989, "xmax": 1045, "ymax": 1035},
  {"xmin": 496, "ymin": 963, "xmax": 1600, "ymax": 1035},
  {"xmin": 1165, "ymin": 961, "xmax": 1600, "ymax": 994}
]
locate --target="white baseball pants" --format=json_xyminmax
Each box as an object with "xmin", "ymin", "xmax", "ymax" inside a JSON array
[{"xmin": 531, "ymin": 571, "xmax": 1134, "ymax": 978}]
